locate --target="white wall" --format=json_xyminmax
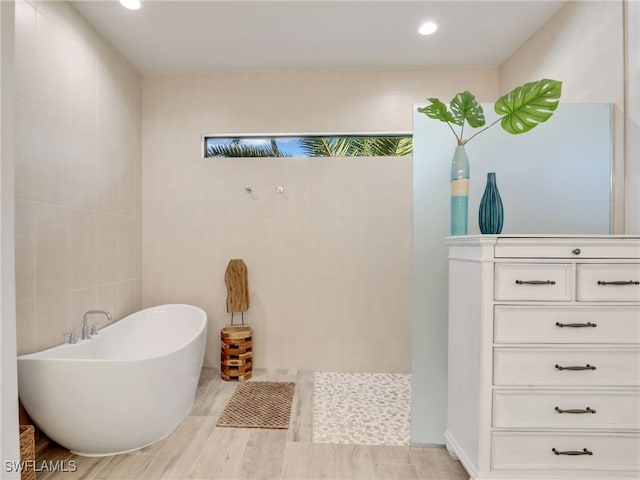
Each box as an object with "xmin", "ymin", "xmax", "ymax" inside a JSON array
[
  {"xmin": 499, "ymin": 1, "xmax": 624, "ymax": 101},
  {"xmin": 499, "ymin": 0, "xmax": 630, "ymax": 232},
  {"xmin": 14, "ymin": 0, "xmax": 143, "ymax": 355},
  {"xmin": 142, "ymin": 68, "xmax": 498, "ymax": 373},
  {"xmin": 1, "ymin": 0, "xmax": 19, "ymax": 475},
  {"xmin": 625, "ymin": 0, "xmax": 640, "ymax": 232}
]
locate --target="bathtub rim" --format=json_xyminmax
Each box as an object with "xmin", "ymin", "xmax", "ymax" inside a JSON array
[{"xmin": 17, "ymin": 303, "xmax": 208, "ymax": 363}]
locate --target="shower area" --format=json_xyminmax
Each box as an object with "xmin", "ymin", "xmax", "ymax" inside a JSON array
[
  {"xmin": 141, "ymin": 69, "xmax": 468, "ymax": 376},
  {"xmin": 142, "ymin": 134, "xmax": 413, "ymax": 374}
]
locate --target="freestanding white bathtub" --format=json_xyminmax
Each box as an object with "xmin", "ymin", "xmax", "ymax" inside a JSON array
[{"xmin": 17, "ymin": 304, "xmax": 207, "ymax": 456}]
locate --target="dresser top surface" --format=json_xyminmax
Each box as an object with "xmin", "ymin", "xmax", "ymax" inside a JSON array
[
  {"xmin": 446, "ymin": 234, "xmax": 640, "ymax": 240},
  {"xmin": 446, "ymin": 235, "xmax": 640, "ymax": 246},
  {"xmin": 446, "ymin": 235, "xmax": 640, "ymax": 259}
]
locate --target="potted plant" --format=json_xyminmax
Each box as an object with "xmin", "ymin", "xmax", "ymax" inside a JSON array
[{"xmin": 417, "ymin": 78, "xmax": 562, "ymax": 235}]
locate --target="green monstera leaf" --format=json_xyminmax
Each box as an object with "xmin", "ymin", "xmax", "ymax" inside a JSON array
[
  {"xmin": 417, "ymin": 98, "xmax": 460, "ymax": 125},
  {"xmin": 495, "ymin": 79, "xmax": 562, "ymax": 135},
  {"xmin": 450, "ymin": 91, "xmax": 486, "ymax": 128},
  {"xmin": 416, "ymin": 78, "xmax": 562, "ymax": 144}
]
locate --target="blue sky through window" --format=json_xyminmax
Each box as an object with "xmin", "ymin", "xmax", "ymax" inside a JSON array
[
  {"xmin": 205, "ymin": 137, "xmax": 312, "ymax": 157},
  {"xmin": 204, "ymin": 134, "xmax": 413, "ymax": 158}
]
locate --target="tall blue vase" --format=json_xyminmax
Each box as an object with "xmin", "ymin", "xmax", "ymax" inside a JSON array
[
  {"xmin": 450, "ymin": 145, "xmax": 470, "ymax": 236},
  {"xmin": 478, "ymin": 172, "xmax": 504, "ymax": 234}
]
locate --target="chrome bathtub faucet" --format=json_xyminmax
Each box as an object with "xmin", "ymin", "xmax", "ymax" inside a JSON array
[
  {"xmin": 63, "ymin": 331, "xmax": 78, "ymax": 344},
  {"xmin": 82, "ymin": 310, "xmax": 113, "ymax": 339}
]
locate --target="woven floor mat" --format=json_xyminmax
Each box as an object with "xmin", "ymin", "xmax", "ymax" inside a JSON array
[{"xmin": 217, "ymin": 381, "xmax": 295, "ymax": 429}]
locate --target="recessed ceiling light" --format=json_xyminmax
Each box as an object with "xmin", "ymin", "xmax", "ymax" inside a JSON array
[
  {"xmin": 120, "ymin": 0, "xmax": 141, "ymax": 10},
  {"xmin": 419, "ymin": 21, "xmax": 438, "ymax": 36}
]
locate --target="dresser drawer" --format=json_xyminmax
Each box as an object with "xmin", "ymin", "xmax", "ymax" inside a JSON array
[
  {"xmin": 495, "ymin": 264, "xmax": 573, "ymax": 301},
  {"xmin": 493, "ymin": 348, "xmax": 640, "ymax": 386},
  {"xmin": 494, "ymin": 237, "xmax": 640, "ymax": 259},
  {"xmin": 577, "ymin": 264, "xmax": 640, "ymax": 302},
  {"xmin": 494, "ymin": 305, "xmax": 640, "ymax": 344},
  {"xmin": 491, "ymin": 432, "xmax": 640, "ymax": 472},
  {"xmin": 493, "ymin": 389, "xmax": 640, "ymax": 429}
]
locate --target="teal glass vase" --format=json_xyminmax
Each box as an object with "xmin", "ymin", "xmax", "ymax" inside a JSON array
[
  {"xmin": 478, "ymin": 172, "xmax": 504, "ymax": 234},
  {"xmin": 450, "ymin": 145, "xmax": 470, "ymax": 236}
]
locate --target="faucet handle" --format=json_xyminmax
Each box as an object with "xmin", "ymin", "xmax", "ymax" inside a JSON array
[
  {"xmin": 63, "ymin": 331, "xmax": 78, "ymax": 344},
  {"xmin": 90, "ymin": 321, "xmax": 100, "ymax": 336}
]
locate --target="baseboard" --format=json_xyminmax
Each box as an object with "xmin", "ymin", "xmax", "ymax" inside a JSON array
[{"xmin": 444, "ymin": 429, "xmax": 478, "ymax": 480}]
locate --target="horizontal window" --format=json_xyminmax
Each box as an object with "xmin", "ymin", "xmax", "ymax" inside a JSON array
[{"xmin": 203, "ymin": 134, "xmax": 413, "ymax": 158}]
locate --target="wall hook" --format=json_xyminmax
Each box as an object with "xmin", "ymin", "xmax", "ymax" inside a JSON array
[{"xmin": 245, "ymin": 186, "xmax": 253, "ymax": 193}]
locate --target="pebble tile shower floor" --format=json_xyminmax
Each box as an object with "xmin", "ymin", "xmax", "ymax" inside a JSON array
[{"xmin": 312, "ymin": 372, "xmax": 411, "ymax": 446}]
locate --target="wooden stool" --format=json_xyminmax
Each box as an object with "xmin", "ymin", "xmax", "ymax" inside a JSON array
[{"xmin": 220, "ymin": 325, "xmax": 252, "ymax": 381}]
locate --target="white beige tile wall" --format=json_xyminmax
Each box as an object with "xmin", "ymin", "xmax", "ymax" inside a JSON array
[
  {"xmin": 499, "ymin": 1, "xmax": 624, "ymax": 102},
  {"xmin": 142, "ymin": 69, "xmax": 498, "ymax": 372},
  {"xmin": 14, "ymin": 0, "xmax": 142, "ymax": 354}
]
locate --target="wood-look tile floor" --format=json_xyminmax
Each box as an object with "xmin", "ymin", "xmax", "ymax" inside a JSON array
[{"xmin": 37, "ymin": 369, "xmax": 469, "ymax": 480}]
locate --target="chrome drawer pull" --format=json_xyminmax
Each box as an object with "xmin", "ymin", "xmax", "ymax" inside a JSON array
[
  {"xmin": 552, "ymin": 448, "xmax": 593, "ymax": 456},
  {"xmin": 555, "ymin": 364, "xmax": 596, "ymax": 371},
  {"xmin": 555, "ymin": 321, "xmax": 597, "ymax": 328},
  {"xmin": 597, "ymin": 280, "xmax": 639, "ymax": 286},
  {"xmin": 515, "ymin": 280, "xmax": 556, "ymax": 285},
  {"xmin": 555, "ymin": 406, "xmax": 596, "ymax": 414}
]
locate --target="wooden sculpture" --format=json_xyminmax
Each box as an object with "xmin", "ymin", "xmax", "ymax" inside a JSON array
[
  {"xmin": 225, "ymin": 259, "xmax": 249, "ymax": 313},
  {"xmin": 222, "ymin": 259, "xmax": 251, "ymax": 380}
]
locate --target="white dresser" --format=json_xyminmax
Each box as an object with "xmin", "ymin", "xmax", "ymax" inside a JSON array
[{"xmin": 445, "ymin": 235, "xmax": 640, "ymax": 480}]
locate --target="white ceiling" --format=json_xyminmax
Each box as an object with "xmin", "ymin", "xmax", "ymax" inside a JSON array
[{"xmin": 70, "ymin": 0, "xmax": 567, "ymax": 75}]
